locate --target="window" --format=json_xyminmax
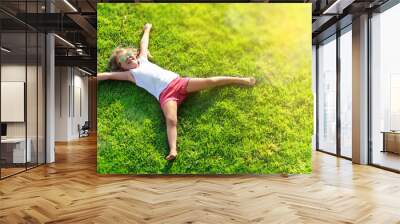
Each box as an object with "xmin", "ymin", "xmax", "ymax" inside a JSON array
[
  {"xmin": 0, "ymin": 1, "xmax": 46, "ymax": 179},
  {"xmin": 339, "ymin": 27, "xmax": 352, "ymax": 158},
  {"xmin": 317, "ymin": 35, "xmax": 337, "ymax": 154},
  {"xmin": 371, "ymin": 3, "xmax": 400, "ymax": 171}
]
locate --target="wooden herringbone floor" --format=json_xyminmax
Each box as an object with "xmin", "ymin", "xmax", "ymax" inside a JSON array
[{"xmin": 1, "ymin": 135, "xmax": 400, "ymax": 224}]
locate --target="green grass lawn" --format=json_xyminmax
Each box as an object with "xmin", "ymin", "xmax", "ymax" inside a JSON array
[{"xmin": 97, "ymin": 3, "xmax": 313, "ymax": 174}]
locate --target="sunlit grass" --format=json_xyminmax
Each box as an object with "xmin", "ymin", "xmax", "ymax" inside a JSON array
[{"xmin": 97, "ymin": 3, "xmax": 313, "ymax": 174}]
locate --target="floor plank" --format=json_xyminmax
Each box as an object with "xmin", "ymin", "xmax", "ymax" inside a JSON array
[{"xmin": 1, "ymin": 135, "xmax": 400, "ymax": 223}]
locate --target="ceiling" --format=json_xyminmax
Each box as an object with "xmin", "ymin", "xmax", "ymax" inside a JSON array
[
  {"xmin": 0, "ymin": 0, "xmax": 96, "ymax": 73},
  {"xmin": 1, "ymin": 32, "xmax": 45, "ymax": 64},
  {"xmin": 310, "ymin": 0, "xmax": 390, "ymax": 43}
]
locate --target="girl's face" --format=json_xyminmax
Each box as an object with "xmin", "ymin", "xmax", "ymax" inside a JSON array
[{"xmin": 118, "ymin": 49, "xmax": 139, "ymax": 70}]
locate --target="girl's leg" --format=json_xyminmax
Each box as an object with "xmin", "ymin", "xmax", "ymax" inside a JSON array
[
  {"xmin": 186, "ymin": 76, "xmax": 255, "ymax": 93},
  {"xmin": 161, "ymin": 100, "xmax": 178, "ymax": 160}
]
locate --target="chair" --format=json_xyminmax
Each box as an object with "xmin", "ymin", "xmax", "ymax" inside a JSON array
[{"xmin": 78, "ymin": 121, "xmax": 90, "ymax": 138}]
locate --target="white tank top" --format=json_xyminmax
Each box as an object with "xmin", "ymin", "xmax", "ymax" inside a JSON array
[{"xmin": 130, "ymin": 56, "xmax": 179, "ymax": 100}]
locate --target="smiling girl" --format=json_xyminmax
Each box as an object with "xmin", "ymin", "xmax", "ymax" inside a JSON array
[{"xmin": 97, "ymin": 23, "xmax": 256, "ymax": 160}]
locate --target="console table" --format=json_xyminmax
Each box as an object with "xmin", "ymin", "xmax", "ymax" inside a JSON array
[{"xmin": 381, "ymin": 131, "xmax": 400, "ymax": 154}]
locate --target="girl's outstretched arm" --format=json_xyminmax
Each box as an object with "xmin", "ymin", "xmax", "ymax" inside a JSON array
[
  {"xmin": 97, "ymin": 71, "xmax": 135, "ymax": 83},
  {"xmin": 139, "ymin": 23, "xmax": 152, "ymax": 59}
]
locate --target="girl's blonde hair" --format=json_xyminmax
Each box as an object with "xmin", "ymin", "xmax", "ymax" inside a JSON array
[{"xmin": 108, "ymin": 47, "xmax": 152, "ymax": 71}]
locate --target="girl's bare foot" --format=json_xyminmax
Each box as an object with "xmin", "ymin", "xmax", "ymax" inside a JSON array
[
  {"xmin": 243, "ymin": 77, "xmax": 256, "ymax": 86},
  {"xmin": 166, "ymin": 150, "xmax": 177, "ymax": 161}
]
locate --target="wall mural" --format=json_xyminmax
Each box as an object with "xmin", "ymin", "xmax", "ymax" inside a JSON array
[{"xmin": 97, "ymin": 3, "xmax": 313, "ymax": 174}]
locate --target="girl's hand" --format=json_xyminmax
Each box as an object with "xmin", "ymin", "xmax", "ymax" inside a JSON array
[{"xmin": 144, "ymin": 23, "xmax": 152, "ymax": 31}]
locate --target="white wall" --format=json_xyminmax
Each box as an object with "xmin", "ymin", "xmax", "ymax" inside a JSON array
[
  {"xmin": 1, "ymin": 65, "xmax": 26, "ymax": 140},
  {"xmin": 72, "ymin": 72, "xmax": 89, "ymax": 138},
  {"xmin": 1, "ymin": 63, "xmax": 46, "ymax": 164},
  {"xmin": 55, "ymin": 67, "xmax": 89, "ymax": 141},
  {"xmin": 55, "ymin": 66, "xmax": 69, "ymax": 141},
  {"xmin": 1, "ymin": 65, "xmax": 39, "ymax": 137}
]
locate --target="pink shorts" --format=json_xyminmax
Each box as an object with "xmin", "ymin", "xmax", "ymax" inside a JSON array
[{"xmin": 159, "ymin": 77, "xmax": 190, "ymax": 108}]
